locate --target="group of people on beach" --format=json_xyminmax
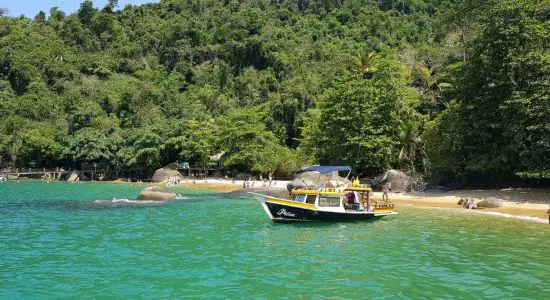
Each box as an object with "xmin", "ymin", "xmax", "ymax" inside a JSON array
[{"xmin": 242, "ymin": 173, "xmax": 274, "ymax": 189}]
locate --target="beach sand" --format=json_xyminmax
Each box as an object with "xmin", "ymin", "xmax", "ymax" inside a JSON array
[
  {"xmin": 175, "ymin": 178, "xmax": 290, "ymax": 193},
  {"xmin": 389, "ymin": 192, "xmax": 549, "ymax": 222},
  {"xmin": 173, "ymin": 179, "xmax": 550, "ymax": 223}
]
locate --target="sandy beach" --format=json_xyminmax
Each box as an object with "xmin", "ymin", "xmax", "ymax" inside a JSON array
[
  {"xmin": 390, "ymin": 191, "xmax": 550, "ymax": 222},
  {"xmin": 175, "ymin": 178, "xmax": 290, "ymax": 193},
  {"xmin": 173, "ymin": 178, "xmax": 550, "ymax": 223}
]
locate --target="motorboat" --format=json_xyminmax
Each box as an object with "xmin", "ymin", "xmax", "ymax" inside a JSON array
[{"xmin": 254, "ymin": 166, "xmax": 397, "ymax": 222}]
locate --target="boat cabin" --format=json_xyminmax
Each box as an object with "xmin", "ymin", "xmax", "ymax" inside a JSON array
[{"xmin": 288, "ymin": 186, "xmax": 393, "ymax": 213}]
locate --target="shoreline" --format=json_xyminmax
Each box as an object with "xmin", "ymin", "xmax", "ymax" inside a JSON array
[
  {"xmin": 176, "ymin": 179, "xmax": 550, "ymax": 223},
  {"xmin": 391, "ymin": 191, "xmax": 550, "ymax": 222},
  {"xmin": 390, "ymin": 194, "xmax": 549, "ymax": 223},
  {"xmin": 5, "ymin": 178, "xmax": 550, "ymax": 223}
]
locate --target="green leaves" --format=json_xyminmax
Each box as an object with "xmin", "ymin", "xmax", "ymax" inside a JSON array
[
  {"xmin": 351, "ymin": 51, "xmax": 378, "ymax": 79},
  {"xmin": 216, "ymin": 108, "xmax": 298, "ymax": 174},
  {"xmin": 175, "ymin": 119, "xmax": 217, "ymax": 164},
  {"xmin": 313, "ymin": 58, "xmax": 410, "ymax": 175},
  {"xmin": 8, "ymin": 68, "xmax": 30, "ymax": 95},
  {"xmin": 0, "ymin": 0, "xmax": 545, "ymax": 184},
  {"xmin": 64, "ymin": 127, "xmax": 115, "ymax": 162}
]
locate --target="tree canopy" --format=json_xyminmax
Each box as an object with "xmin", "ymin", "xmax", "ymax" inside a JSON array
[{"xmin": 0, "ymin": 0, "xmax": 548, "ymax": 184}]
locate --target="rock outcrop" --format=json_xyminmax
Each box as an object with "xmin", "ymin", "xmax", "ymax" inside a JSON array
[
  {"xmin": 477, "ymin": 197, "xmax": 503, "ymax": 208},
  {"xmin": 458, "ymin": 197, "xmax": 479, "ymax": 209},
  {"xmin": 66, "ymin": 171, "xmax": 89, "ymax": 182},
  {"xmin": 458, "ymin": 197, "xmax": 503, "ymax": 209},
  {"xmin": 137, "ymin": 186, "xmax": 177, "ymax": 201},
  {"xmin": 373, "ymin": 170, "xmax": 424, "ymax": 192},
  {"xmin": 151, "ymin": 168, "xmax": 181, "ymax": 182}
]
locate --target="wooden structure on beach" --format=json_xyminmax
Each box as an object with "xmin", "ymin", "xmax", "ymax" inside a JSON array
[
  {"xmin": 0, "ymin": 164, "xmax": 143, "ymax": 181},
  {"xmin": 168, "ymin": 163, "xmax": 223, "ymax": 178},
  {"xmin": 2, "ymin": 168, "xmax": 100, "ymax": 180}
]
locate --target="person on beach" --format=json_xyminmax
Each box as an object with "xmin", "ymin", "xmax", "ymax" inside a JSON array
[
  {"xmin": 382, "ymin": 182, "xmax": 391, "ymax": 202},
  {"xmin": 547, "ymin": 206, "xmax": 550, "ymax": 224}
]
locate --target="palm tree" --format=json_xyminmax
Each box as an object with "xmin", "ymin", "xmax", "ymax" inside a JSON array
[
  {"xmin": 351, "ymin": 51, "xmax": 378, "ymax": 79},
  {"xmin": 416, "ymin": 63, "xmax": 450, "ymax": 109},
  {"xmin": 416, "ymin": 64, "xmax": 437, "ymax": 90},
  {"xmin": 398, "ymin": 120, "xmax": 421, "ymax": 174}
]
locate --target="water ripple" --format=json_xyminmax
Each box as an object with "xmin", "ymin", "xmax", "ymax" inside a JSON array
[{"xmin": 1, "ymin": 182, "xmax": 550, "ymax": 298}]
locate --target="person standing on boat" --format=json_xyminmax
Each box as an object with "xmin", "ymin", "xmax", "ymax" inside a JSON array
[
  {"xmin": 347, "ymin": 192, "xmax": 359, "ymax": 210},
  {"xmin": 382, "ymin": 182, "xmax": 391, "ymax": 202}
]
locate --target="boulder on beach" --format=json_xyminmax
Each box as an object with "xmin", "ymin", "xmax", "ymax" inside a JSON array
[
  {"xmin": 66, "ymin": 171, "xmax": 89, "ymax": 182},
  {"xmin": 151, "ymin": 168, "xmax": 181, "ymax": 182},
  {"xmin": 458, "ymin": 197, "xmax": 478, "ymax": 209},
  {"xmin": 137, "ymin": 186, "xmax": 177, "ymax": 201},
  {"xmin": 477, "ymin": 197, "xmax": 503, "ymax": 208},
  {"xmin": 373, "ymin": 170, "xmax": 423, "ymax": 192},
  {"xmin": 458, "ymin": 197, "xmax": 480, "ymax": 209}
]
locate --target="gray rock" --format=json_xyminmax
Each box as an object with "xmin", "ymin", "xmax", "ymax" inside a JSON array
[
  {"xmin": 151, "ymin": 168, "xmax": 181, "ymax": 182},
  {"xmin": 477, "ymin": 197, "xmax": 503, "ymax": 208},
  {"xmin": 66, "ymin": 171, "xmax": 89, "ymax": 182},
  {"xmin": 458, "ymin": 197, "xmax": 480, "ymax": 209},
  {"xmin": 373, "ymin": 169, "xmax": 424, "ymax": 192},
  {"xmin": 137, "ymin": 186, "xmax": 177, "ymax": 201}
]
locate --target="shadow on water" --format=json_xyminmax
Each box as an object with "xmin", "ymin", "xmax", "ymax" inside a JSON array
[{"xmin": 269, "ymin": 216, "xmax": 396, "ymax": 228}]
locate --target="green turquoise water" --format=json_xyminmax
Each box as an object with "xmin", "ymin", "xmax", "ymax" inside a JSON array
[{"xmin": 1, "ymin": 181, "xmax": 550, "ymax": 298}]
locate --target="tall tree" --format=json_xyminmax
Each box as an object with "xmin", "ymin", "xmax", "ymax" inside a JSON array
[
  {"xmin": 314, "ymin": 58, "xmax": 410, "ymax": 175},
  {"xmin": 78, "ymin": 0, "xmax": 96, "ymax": 26},
  {"xmin": 457, "ymin": 0, "xmax": 549, "ymax": 176}
]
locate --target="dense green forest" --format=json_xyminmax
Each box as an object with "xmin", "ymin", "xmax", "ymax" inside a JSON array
[{"xmin": 0, "ymin": 0, "xmax": 548, "ymax": 184}]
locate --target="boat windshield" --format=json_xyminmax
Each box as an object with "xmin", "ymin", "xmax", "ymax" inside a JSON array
[
  {"xmin": 305, "ymin": 194, "xmax": 316, "ymax": 204},
  {"xmin": 291, "ymin": 194, "xmax": 306, "ymax": 202}
]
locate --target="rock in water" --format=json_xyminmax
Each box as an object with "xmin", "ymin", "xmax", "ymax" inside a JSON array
[
  {"xmin": 138, "ymin": 186, "xmax": 177, "ymax": 201},
  {"xmin": 477, "ymin": 197, "xmax": 503, "ymax": 208},
  {"xmin": 151, "ymin": 168, "xmax": 181, "ymax": 182}
]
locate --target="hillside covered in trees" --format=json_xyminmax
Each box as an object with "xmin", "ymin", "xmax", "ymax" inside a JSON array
[{"xmin": 0, "ymin": 0, "xmax": 548, "ymax": 185}]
